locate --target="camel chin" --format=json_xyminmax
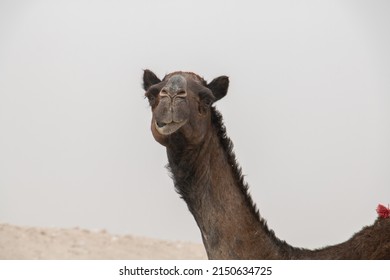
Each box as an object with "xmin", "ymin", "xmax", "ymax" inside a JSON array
[{"xmin": 154, "ymin": 120, "xmax": 187, "ymax": 135}]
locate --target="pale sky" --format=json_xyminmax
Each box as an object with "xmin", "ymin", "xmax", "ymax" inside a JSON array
[{"xmin": 0, "ymin": 0, "xmax": 389, "ymax": 249}]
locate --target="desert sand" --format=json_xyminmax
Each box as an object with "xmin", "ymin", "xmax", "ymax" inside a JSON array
[{"xmin": 0, "ymin": 223, "xmax": 207, "ymax": 260}]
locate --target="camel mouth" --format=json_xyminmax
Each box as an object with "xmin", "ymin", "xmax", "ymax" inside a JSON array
[{"xmin": 154, "ymin": 120, "xmax": 187, "ymax": 135}]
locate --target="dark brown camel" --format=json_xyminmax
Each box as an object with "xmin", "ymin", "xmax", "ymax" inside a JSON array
[{"xmin": 142, "ymin": 69, "xmax": 390, "ymax": 259}]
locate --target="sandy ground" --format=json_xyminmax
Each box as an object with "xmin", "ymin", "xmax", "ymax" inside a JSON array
[{"xmin": 0, "ymin": 223, "xmax": 207, "ymax": 260}]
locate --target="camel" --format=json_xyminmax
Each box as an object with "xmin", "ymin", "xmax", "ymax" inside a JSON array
[{"xmin": 142, "ymin": 69, "xmax": 390, "ymax": 259}]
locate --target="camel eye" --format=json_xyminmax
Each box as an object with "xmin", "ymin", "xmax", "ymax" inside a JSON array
[
  {"xmin": 198, "ymin": 91, "xmax": 215, "ymax": 107},
  {"xmin": 144, "ymin": 95, "xmax": 155, "ymax": 107},
  {"xmin": 198, "ymin": 96, "xmax": 212, "ymax": 115},
  {"xmin": 145, "ymin": 92, "xmax": 155, "ymax": 100},
  {"xmin": 145, "ymin": 87, "xmax": 160, "ymax": 106}
]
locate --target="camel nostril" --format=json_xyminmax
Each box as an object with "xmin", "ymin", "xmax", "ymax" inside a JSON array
[{"xmin": 156, "ymin": 121, "xmax": 167, "ymax": 128}]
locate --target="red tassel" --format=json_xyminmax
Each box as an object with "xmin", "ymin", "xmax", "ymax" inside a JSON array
[{"xmin": 376, "ymin": 204, "xmax": 390, "ymax": 219}]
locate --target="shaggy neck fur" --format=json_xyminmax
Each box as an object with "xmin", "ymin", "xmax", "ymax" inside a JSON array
[{"xmin": 166, "ymin": 107, "xmax": 295, "ymax": 259}]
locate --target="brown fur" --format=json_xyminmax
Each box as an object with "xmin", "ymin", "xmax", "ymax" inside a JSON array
[{"xmin": 143, "ymin": 69, "xmax": 390, "ymax": 259}]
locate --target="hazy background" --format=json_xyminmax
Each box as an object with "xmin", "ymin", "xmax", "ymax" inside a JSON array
[{"xmin": 1, "ymin": 0, "xmax": 389, "ymax": 249}]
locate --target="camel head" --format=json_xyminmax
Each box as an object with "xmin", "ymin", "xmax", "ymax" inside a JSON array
[{"xmin": 143, "ymin": 70, "xmax": 229, "ymax": 146}]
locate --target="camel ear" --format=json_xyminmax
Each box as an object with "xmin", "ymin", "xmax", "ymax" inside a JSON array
[
  {"xmin": 143, "ymin": 69, "xmax": 161, "ymax": 91},
  {"xmin": 207, "ymin": 76, "xmax": 229, "ymax": 101}
]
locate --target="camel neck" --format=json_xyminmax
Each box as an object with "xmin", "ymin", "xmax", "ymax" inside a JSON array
[{"xmin": 166, "ymin": 109, "xmax": 289, "ymax": 259}]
